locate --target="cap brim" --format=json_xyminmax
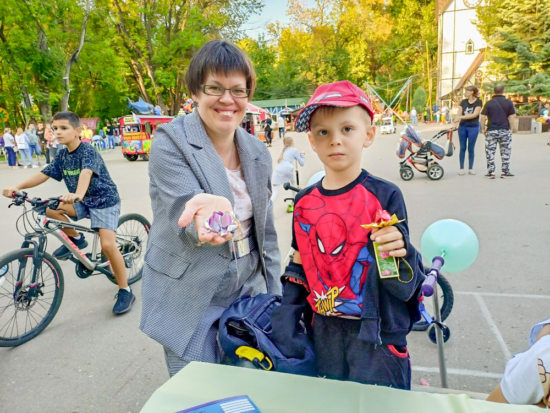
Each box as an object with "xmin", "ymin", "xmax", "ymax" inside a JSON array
[
  {"xmin": 294, "ymin": 101, "xmax": 373, "ymax": 132},
  {"xmin": 295, "ymin": 102, "xmax": 356, "ymax": 132}
]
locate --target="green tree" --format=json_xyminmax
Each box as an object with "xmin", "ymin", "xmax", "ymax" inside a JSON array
[
  {"xmin": 412, "ymin": 86, "xmax": 427, "ymax": 114},
  {"xmin": 476, "ymin": 0, "xmax": 550, "ymax": 99}
]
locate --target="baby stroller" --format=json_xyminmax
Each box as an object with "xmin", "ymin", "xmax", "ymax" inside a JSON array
[{"xmin": 396, "ymin": 126, "xmax": 456, "ymax": 181}]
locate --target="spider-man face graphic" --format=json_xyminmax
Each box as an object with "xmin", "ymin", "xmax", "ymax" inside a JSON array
[{"xmin": 294, "ymin": 184, "xmax": 381, "ymax": 317}]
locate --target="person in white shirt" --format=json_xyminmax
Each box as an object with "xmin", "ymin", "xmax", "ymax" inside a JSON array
[
  {"xmin": 410, "ymin": 107, "xmax": 418, "ymax": 125},
  {"xmin": 270, "ymin": 135, "xmax": 305, "ymax": 204},
  {"xmin": 488, "ymin": 317, "xmax": 550, "ymax": 408},
  {"xmin": 14, "ymin": 127, "xmax": 37, "ymax": 168},
  {"xmin": 3, "ymin": 128, "xmax": 18, "ymax": 168},
  {"xmin": 277, "ymin": 115, "xmax": 286, "ymax": 138}
]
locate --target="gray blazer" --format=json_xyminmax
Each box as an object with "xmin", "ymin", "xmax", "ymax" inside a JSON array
[{"xmin": 140, "ymin": 111, "xmax": 281, "ymax": 356}]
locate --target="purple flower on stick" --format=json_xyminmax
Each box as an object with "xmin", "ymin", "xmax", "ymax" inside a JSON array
[{"xmin": 205, "ymin": 211, "xmax": 239, "ymax": 236}]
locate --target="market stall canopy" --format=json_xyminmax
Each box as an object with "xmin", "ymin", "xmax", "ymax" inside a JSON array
[{"xmin": 247, "ymin": 103, "xmax": 268, "ymax": 121}]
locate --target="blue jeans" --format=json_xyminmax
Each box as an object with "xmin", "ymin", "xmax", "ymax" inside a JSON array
[
  {"xmin": 5, "ymin": 147, "xmax": 17, "ymax": 166},
  {"xmin": 458, "ymin": 125, "xmax": 480, "ymax": 169},
  {"xmin": 107, "ymin": 135, "xmax": 115, "ymax": 149},
  {"xmin": 19, "ymin": 148, "xmax": 34, "ymax": 166},
  {"xmin": 29, "ymin": 143, "xmax": 41, "ymax": 157},
  {"xmin": 411, "ymin": 116, "xmax": 418, "ymax": 125}
]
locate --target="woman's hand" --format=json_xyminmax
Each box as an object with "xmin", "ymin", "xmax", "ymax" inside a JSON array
[{"xmin": 178, "ymin": 193, "xmax": 234, "ymax": 246}]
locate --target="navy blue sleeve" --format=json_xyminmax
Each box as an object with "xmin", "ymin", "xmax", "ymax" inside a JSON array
[{"xmin": 41, "ymin": 154, "xmax": 63, "ymax": 182}]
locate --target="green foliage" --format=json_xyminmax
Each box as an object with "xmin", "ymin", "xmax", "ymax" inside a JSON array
[
  {"xmin": 476, "ymin": 0, "xmax": 550, "ymax": 98},
  {"xmin": 412, "ymin": 86, "xmax": 427, "ymax": 113}
]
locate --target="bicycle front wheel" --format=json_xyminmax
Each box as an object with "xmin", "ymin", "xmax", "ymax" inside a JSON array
[
  {"xmin": 104, "ymin": 213, "xmax": 150, "ymax": 286},
  {"xmin": 0, "ymin": 248, "xmax": 64, "ymax": 347}
]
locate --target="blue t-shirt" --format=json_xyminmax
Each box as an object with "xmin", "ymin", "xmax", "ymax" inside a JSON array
[{"xmin": 42, "ymin": 143, "xmax": 120, "ymax": 209}]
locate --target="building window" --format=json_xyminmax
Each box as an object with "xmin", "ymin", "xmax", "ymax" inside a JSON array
[{"xmin": 466, "ymin": 40, "xmax": 474, "ymax": 55}]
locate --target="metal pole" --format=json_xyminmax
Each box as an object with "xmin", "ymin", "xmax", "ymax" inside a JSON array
[
  {"xmin": 426, "ymin": 41, "xmax": 432, "ymax": 122},
  {"xmin": 432, "ymin": 281, "xmax": 449, "ymax": 388}
]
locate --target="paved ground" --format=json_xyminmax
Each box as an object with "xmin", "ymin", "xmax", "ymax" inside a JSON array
[{"xmin": 0, "ymin": 124, "xmax": 549, "ymax": 412}]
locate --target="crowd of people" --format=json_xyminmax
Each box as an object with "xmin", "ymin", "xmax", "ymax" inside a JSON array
[
  {"xmin": 1, "ymin": 122, "xmax": 62, "ymax": 169},
  {"xmin": 0, "ymin": 122, "xmax": 123, "ymax": 170}
]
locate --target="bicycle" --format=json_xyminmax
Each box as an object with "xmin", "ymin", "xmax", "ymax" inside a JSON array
[{"xmin": 0, "ymin": 192, "xmax": 150, "ymax": 347}]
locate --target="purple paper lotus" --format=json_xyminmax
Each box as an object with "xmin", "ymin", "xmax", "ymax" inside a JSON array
[{"xmin": 205, "ymin": 211, "xmax": 239, "ymax": 236}]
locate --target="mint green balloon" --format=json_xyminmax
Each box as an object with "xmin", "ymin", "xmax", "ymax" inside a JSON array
[{"xmin": 421, "ymin": 219, "xmax": 479, "ymax": 273}]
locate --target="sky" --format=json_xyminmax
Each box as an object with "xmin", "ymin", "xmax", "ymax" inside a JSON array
[{"xmin": 242, "ymin": 1, "xmax": 293, "ymax": 39}]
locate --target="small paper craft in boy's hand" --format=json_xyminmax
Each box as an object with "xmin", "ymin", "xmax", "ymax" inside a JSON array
[
  {"xmin": 361, "ymin": 209, "xmax": 405, "ymax": 279},
  {"xmin": 360, "ymin": 209, "xmax": 405, "ymax": 230}
]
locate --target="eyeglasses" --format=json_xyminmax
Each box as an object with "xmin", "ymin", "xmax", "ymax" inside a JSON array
[{"xmin": 201, "ymin": 85, "xmax": 250, "ymax": 98}]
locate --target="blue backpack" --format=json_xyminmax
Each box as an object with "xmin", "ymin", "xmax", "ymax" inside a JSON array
[{"xmin": 218, "ymin": 294, "xmax": 316, "ymax": 377}]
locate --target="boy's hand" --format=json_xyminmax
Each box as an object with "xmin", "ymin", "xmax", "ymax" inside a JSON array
[
  {"xmin": 2, "ymin": 187, "xmax": 20, "ymax": 199},
  {"xmin": 370, "ymin": 226, "xmax": 406, "ymax": 258},
  {"xmin": 61, "ymin": 193, "xmax": 83, "ymax": 204}
]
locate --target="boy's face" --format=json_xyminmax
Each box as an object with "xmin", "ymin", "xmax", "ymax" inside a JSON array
[
  {"xmin": 51, "ymin": 119, "xmax": 81, "ymax": 145},
  {"xmin": 308, "ymin": 106, "xmax": 375, "ymax": 174}
]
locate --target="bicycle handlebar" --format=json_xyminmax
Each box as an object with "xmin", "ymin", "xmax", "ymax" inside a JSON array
[
  {"xmin": 10, "ymin": 192, "xmax": 72, "ymax": 210},
  {"xmin": 283, "ymin": 182, "xmax": 300, "ymax": 193},
  {"xmin": 422, "ymin": 256, "xmax": 445, "ymax": 297}
]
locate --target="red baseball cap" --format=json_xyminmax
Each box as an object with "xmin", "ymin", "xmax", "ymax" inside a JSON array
[{"xmin": 294, "ymin": 80, "xmax": 374, "ymax": 132}]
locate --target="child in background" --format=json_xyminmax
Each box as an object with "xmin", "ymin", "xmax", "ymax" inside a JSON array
[{"xmin": 270, "ymin": 135, "xmax": 305, "ymax": 204}]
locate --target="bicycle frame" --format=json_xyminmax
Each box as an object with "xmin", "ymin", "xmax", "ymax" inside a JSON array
[{"xmin": 16, "ymin": 211, "xmax": 137, "ymax": 291}]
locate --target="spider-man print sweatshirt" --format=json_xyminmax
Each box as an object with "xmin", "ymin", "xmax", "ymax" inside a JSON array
[{"xmin": 289, "ymin": 170, "xmax": 425, "ymax": 346}]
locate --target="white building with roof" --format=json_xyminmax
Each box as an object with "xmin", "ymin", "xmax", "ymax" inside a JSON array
[{"xmin": 436, "ymin": 0, "xmax": 490, "ymax": 104}]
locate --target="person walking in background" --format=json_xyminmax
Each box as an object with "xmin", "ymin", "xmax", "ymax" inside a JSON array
[
  {"xmin": 45, "ymin": 124, "xmax": 59, "ymax": 160},
  {"xmin": 25, "ymin": 123, "xmax": 42, "ymax": 166},
  {"xmin": 37, "ymin": 122, "xmax": 50, "ymax": 165},
  {"xmin": 410, "ymin": 107, "xmax": 418, "ymax": 125},
  {"xmin": 454, "ymin": 85, "xmax": 483, "ymax": 176},
  {"xmin": 14, "ymin": 127, "xmax": 36, "ymax": 168},
  {"xmin": 270, "ymin": 135, "xmax": 305, "ymax": 204},
  {"xmin": 106, "ymin": 124, "xmax": 115, "ymax": 149},
  {"xmin": 81, "ymin": 124, "xmax": 92, "ymax": 144},
  {"xmin": 277, "ymin": 115, "xmax": 286, "ymax": 138},
  {"xmin": 441, "ymin": 104, "xmax": 449, "ymax": 123},
  {"xmin": 480, "ymin": 84, "xmax": 516, "ymax": 179},
  {"xmin": 3, "ymin": 127, "xmax": 17, "ymax": 169},
  {"xmin": 264, "ymin": 116, "xmax": 273, "ymax": 147}
]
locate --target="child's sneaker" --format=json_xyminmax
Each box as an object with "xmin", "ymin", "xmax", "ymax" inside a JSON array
[
  {"xmin": 113, "ymin": 289, "xmax": 135, "ymax": 314},
  {"xmin": 458, "ymin": 169, "xmax": 465, "ymax": 175},
  {"xmin": 485, "ymin": 173, "xmax": 495, "ymax": 179},
  {"xmin": 501, "ymin": 171, "xmax": 515, "ymax": 178},
  {"xmin": 53, "ymin": 233, "xmax": 88, "ymax": 260}
]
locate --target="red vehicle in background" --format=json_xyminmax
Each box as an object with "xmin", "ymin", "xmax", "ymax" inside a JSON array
[{"xmin": 119, "ymin": 115, "xmax": 173, "ymax": 161}]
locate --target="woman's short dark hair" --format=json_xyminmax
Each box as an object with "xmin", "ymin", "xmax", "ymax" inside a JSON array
[
  {"xmin": 465, "ymin": 85, "xmax": 480, "ymax": 98},
  {"xmin": 185, "ymin": 40, "xmax": 256, "ymax": 100}
]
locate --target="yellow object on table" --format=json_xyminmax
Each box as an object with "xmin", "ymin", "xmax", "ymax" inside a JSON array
[{"xmin": 141, "ymin": 362, "xmax": 539, "ymax": 413}]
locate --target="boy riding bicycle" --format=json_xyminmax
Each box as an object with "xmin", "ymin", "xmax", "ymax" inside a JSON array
[{"xmin": 2, "ymin": 111, "xmax": 135, "ymax": 314}]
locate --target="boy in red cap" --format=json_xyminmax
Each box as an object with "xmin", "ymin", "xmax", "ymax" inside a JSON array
[{"xmin": 271, "ymin": 80, "xmax": 425, "ymax": 389}]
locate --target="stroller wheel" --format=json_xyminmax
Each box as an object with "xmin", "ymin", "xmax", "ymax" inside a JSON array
[
  {"xmin": 427, "ymin": 164, "xmax": 444, "ymax": 180},
  {"xmin": 400, "ymin": 165, "xmax": 414, "ymax": 181}
]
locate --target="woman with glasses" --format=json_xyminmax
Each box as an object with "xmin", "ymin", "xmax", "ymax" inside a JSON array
[{"xmin": 140, "ymin": 40, "xmax": 281, "ymax": 377}]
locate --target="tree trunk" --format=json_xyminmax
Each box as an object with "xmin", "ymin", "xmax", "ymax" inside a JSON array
[{"xmin": 61, "ymin": 3, "xmax": 90, "ymax": 111}]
